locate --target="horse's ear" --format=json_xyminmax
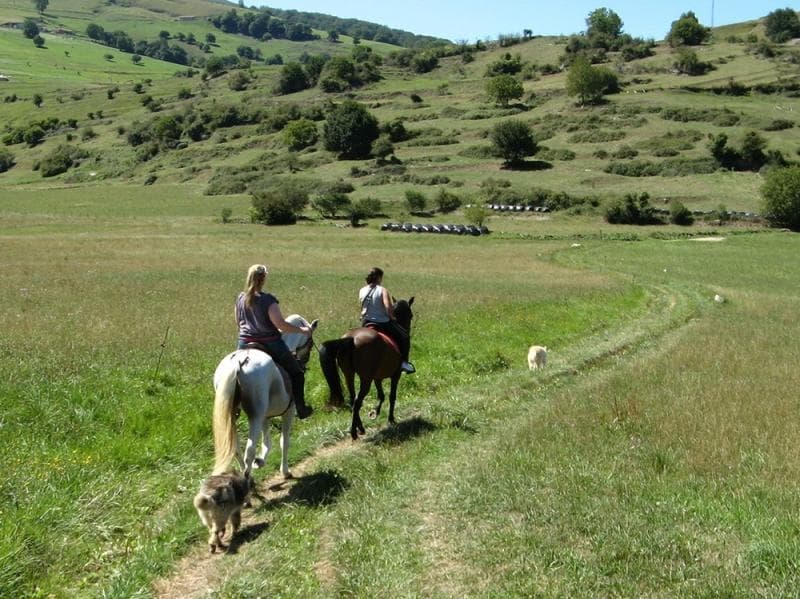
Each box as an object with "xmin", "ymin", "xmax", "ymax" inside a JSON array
[
  {"xmin": 310, "ymin": 319, "xmax": 319, "ymax": 331},
  {"xmin": 408, "ymin": 296, "xmax": 415, "ymax": 306}
]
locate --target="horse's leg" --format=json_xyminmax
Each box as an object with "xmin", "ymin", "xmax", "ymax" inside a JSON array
[
  {"xmin": 387, "ymin": 374, "xmax": 400, "ymax": 425},
  {"xmin": 242, "ymin": 412, "xmax": 264, "ymax": 478},
  {"xmin": 279, "ymin": 411, "xmax": 293, "ymax": 478},
  {"xmin": 369, "ymin": 380, "xmax": 385, "ymax": 420},
  {"xmin": 344, "ymin": 370, "xmax": 356, "ymax": 407},
  {"xmin": 351, "ymin": 376, "xmax": 371, "ymax": 440},
  {"xmin": 254, "ymin": 429, "xmax": 271, "ymax": 470}
]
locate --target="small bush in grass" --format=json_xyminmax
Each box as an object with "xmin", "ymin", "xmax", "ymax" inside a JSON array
[
  {"xmin": 348, "ymin": 196, "xmax": 382, "ymax": 226},
  {"xmin": 669, "ymin": 200, "xmax": 694, "ymax": 225},
  {"xmin": 220, "ymin": 207, "xmax": 233, "ymax": 223},
  {"xmin": 761, "ymin": 165, "xmax": 800, "ymax": 230}
]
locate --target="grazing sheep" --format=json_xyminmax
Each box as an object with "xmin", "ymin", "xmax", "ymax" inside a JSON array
[
  {"xmin": 527, "ymin": 345, "xmax": 548, "ymax": 370},
  {"xmin": 193, "ymin": 473, "xmax": 251, "ymax": 553}
]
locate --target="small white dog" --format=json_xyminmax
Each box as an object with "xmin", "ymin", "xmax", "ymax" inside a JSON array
[
  {"xmin": 527, "ymin": 345, "xmax": 548, "ymax": 370},
  {"xmin": 193, "ymin": 473, "xmax": 251, "ymax": 553}
]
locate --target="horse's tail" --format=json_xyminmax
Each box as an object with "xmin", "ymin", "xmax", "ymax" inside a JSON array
[
  {"xmin": 318, "ymin": 338, "xmax": 353, "ymax": 405},
  {"xmin": 212, "ymin": 358, "xmax": 241, "ymax": 475}
]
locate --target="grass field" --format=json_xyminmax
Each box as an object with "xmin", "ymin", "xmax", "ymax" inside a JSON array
[{"xmin": 1, "ymin": 179, "xmax": 799, "ymax": 596}]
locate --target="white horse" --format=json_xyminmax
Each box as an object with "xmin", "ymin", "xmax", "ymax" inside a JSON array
[{"xmin": 212, "ymin": 314, "xmax": 318, "ymax": 479}]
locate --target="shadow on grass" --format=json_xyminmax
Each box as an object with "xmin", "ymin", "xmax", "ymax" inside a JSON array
[
  {"xmin": 366, "ymin": 415, "xmax": 438, "ymax": 446},
  {"xmin": 501, "ymin": 160, "xmax": 553, "ymax": 171},
  {"xmin": 256, "ymin": 469, "xmax": 350, "ymax": 512},
  {"xmin": 226, "ymin": 521, "xmax": 270, "ymax": 554}
]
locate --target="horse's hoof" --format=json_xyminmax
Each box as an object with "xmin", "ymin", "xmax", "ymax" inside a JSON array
[
  {"xmin": 254, "ymin": 458, "xmax": 265, "ymax": 469},
  {"xmin": 243, "ymin": 498, "xmax": 252, "ymax": 508},
  {"xmin": 358, "ymin": 425, "xmax": 366, "ymax": 435},
  {"xmin": 368, "ymin": 409, "xmax": 377, "ymax": 420},
  {"xmin": 284, "ymin": 471, "xmax": 294, "ymax": 480}
]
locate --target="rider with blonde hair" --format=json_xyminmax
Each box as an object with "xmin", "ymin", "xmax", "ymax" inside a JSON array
[
  {"xmin": 359, "ymin": 267, "xmax": 415, "ymax": 374},
  {"xmin": 235, "ymin": 264, "xmax": 314, "ymax": 419}
]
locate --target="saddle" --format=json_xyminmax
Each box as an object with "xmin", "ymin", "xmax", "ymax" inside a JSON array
[{"xmin": 363, "ymin": 324, "xmax": 401, "ymax": 356}]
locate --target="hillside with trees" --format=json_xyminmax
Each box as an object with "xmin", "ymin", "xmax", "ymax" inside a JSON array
[{"xmin": 1, "ymin": 1, "xmax": 800, "ymax": 227}]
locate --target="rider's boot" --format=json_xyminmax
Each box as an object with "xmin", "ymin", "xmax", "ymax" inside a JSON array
[
  {"xmin": 291, "ymin": 372, "xmax": 314, "ymax": 419},
  {"xmin": 401, "ymin": 361, "xmax": 416, "ymax": 374}
]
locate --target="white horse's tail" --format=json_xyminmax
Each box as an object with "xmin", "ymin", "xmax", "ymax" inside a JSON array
[{"xmin": 212, "ymin": 357, "xmax": 240, "ymax": 475}]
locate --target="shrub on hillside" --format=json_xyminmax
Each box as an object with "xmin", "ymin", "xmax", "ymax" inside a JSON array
[
  {"xmin": 669, "ymin": 200, "xmax": 694, "ymax": 225},
  {"xmin": 435, "ymin": 188, "xmax": 462, "ymax": 213},
  {"xmin": 323, "ymin": 100, "xmax": 379, "ymax": 159},
  {"xmin": 405, "ymin": 189, "xmax": 428, "ymax": 213},
  {"xmin": 490, "ymin": 119, "xmax": 538, "ymax": 166},
  {"xmin": 762, "ymin": 165, "xmax": 800, "ymax": 230},
  {"xmin": 765, "ymin": 8, "xmax": 800, "ymax": 43},
  {"xmin": 283, "ymin": 118, "xmax": 318, "ymax": 150},
  {"xmin": 0, "ymin": 148, "xmax": 14, "ymax": 172},
  {"xmin": 39, "ymin": 144, "xmax": 88, "ymax": 178},
  {"xmin": 312, "ymin": 191, "xmax": 351, "ymax": 218},
  {"xmin": 667, "ymin": 11, "xmax": 710, "ymax": 47},
  {"xmin": 250, "ymin": 180, "xmax": 311, "ymax": 224},
  {"xmin": 764, "ymin": 119, "xmax": 795, "ymax": 132},
  {"xmin": 605, "ymin": 192, "xmax": 663, "ymax": 225}
]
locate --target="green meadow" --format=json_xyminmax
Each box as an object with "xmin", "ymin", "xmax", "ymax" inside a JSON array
[
  {"xmin": 2, "ymin": 0, "xmax": 800, "ymax": 596},
  {"xmin": 2, "ymin": 185, "xmax": 799, "ymax": 596}
]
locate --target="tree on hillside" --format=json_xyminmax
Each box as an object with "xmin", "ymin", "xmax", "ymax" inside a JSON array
[
  {"xmin": 22, "ymin": 18, "xmax": 39, "ymax": 39},
  {"xmin": 276, "ymin": 62, "xmax": 309, "ymax": 94},
  {"xmin": 490, "ymin": 119, "xmax": 537, "ymax": 167},
  {"xmin": 585, "ymin": 8, "xmax": 623, "ymax": 38},
  {"xmin": 762, "ymin": 165, "xmax": 800, "ymax": 230},
  {"xmin": 764, "ymin": 8, "xmax": 800, "ymax": 43},
  {"xmin": 667, "ymin": 11, "xmax": 710, "ymax": 47},
  {"xmin": 565, "ymin": 54, "xmax": 619, "ymax": 105},
  {"xmin": 323, "ymin": 100, "xmax": 379, "ymax": 159},
  {"xmin": 486, "ymin": 74, "xmax": 523, "ymax": 106},
  {"xmin": 33, "ymin": 0, "xmax": 48, "ymax": 14}
]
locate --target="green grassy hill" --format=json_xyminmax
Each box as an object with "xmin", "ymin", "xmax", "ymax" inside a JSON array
[{"xmin": 1, "ymin": 1, "xmax": 799, "ymax": 215}]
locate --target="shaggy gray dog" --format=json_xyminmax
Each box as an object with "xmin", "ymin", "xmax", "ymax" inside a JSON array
[{"xmin": 193, "ymin": 473, "xmax": 251, "ymax": 553}]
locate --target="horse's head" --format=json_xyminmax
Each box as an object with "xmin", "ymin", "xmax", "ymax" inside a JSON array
[
  {"xmin": 285, "ymin": 316, "xmax": 319, "ymax": 368},
  {"xmin": 392, "ymin": 296, "xmax": 414, "ymax": 334}
]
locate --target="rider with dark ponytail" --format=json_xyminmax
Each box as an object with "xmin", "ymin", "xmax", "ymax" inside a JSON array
[{"xmin": 359, "ymin": 267, "xmax": 415, "ymax": 374}]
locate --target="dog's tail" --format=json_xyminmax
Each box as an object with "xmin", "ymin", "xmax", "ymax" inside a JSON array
[{"xmin": 212, "ymin": 358, "xmax": 241, "ymax": 475}]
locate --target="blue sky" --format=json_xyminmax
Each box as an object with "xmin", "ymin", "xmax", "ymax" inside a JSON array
[{"xmin": 257, "ymin": 2, "xmax": 799, "ymax": 42}]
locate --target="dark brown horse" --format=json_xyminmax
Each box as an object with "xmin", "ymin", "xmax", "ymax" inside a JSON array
[{"xmin": 319, "ymin": 298, "xmax": 414, "ymax": 440}]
